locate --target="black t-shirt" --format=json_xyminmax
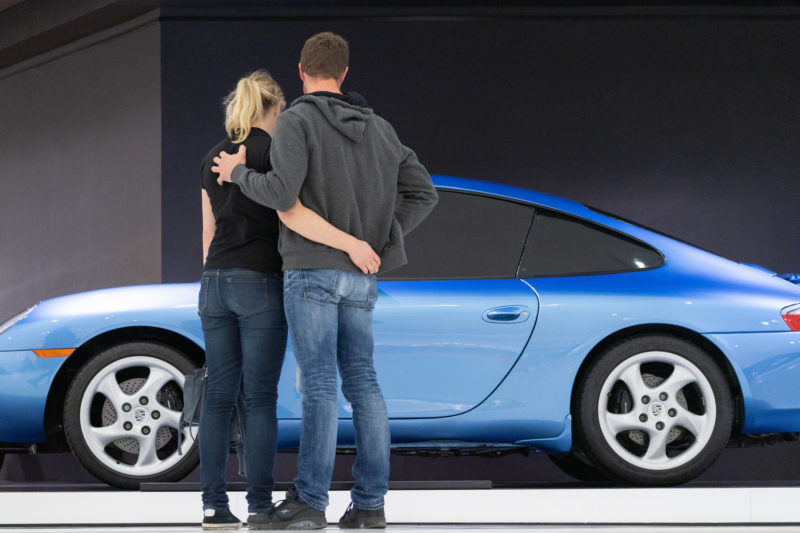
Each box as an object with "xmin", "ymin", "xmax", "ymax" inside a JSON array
[{"xmin": 200, "ymin": 128, "xmax": 282, "ymax": 274}]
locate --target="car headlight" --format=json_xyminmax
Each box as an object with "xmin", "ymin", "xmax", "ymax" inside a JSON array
[{"xmin": 0, "ymin": 304, "xmax": 37, "ymax": 336}]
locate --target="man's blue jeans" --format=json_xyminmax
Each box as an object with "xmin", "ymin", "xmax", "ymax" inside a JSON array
[
  {"xmin": 284, "ymin": 269, "xmax": 390, "ymax": 511},
  {"xmin": 198, "ymin": 268, "xmax": 287, "ymax": 512}
]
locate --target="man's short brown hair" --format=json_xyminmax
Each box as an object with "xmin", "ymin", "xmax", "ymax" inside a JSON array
[{"xmin": 300, "ymin": 32, "xmax": 349, "ymax": 79}]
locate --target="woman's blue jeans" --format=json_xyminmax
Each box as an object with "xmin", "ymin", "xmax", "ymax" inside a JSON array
[
  {"xmin": 198, "ymin": 268, "xmax": 287, "ymax": 512},
  {"xmin": 283, "ymin": 269, "xmax": 390, "ymax": 511}
]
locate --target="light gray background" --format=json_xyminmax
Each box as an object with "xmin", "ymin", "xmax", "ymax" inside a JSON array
[{"xmin": 0, "ymin": 20, "xmax": 161, "ymax": 319}]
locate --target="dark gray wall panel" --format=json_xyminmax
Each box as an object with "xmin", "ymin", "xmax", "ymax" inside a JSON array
[{"xmin": 0, "ymin": 21, "xmax": 161, "ymax": 320}]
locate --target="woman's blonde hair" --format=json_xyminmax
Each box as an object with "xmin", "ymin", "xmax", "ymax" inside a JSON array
[{"xmin": 224, "ymin": 70, "xmax": 284, "ymax": 143}]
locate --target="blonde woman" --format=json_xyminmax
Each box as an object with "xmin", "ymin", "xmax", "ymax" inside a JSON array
[{"xmin": 198, "ymin": 70, "xmax": 379, "ymax": 529}]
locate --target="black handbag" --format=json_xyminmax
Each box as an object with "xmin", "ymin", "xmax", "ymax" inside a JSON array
[{"xmin": 178, "ymin": 365, "xmax": 247, "ymax": 476}]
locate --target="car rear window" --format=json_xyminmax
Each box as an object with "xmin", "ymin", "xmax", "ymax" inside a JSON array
[{"xmin": 519, "ymin": 210, "xmax": 664, "ymax": 277}]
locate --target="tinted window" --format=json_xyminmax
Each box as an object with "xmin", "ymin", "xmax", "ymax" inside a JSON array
[
  {"xmin": 380, "ymin": 191, "xmax": 533, "ymax": 280},
  {"xmin": 519, "ymin": 210, "xmax": 663, "ymax": 277}
]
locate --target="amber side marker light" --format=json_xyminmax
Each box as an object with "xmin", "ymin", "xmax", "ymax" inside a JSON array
[
  {"xmin": 33, "ymin": 348, "xmax": 75, "ymax": 358},
  {"xmin": 782, "ymin": 304, "xmax": 800, "ymax": 331}
]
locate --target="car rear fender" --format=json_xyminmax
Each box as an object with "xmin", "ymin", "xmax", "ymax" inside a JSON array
[{"xmin": 570, "ymin": 324, "xmax": 746, "ymax": 435}]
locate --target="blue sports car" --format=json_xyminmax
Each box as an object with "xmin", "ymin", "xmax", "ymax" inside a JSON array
[{"xmin": 1, "ymin": 176, "xmax": 799, "ymax": 488}]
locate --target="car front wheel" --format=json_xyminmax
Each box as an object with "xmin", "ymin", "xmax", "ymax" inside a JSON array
[
  {"xmin": 574, "ymin": 335, "xmax": 733, "ymax": 486},
  {"xmin": 63, "ymin": 342, "xmax": 199, "ymax": 488}
]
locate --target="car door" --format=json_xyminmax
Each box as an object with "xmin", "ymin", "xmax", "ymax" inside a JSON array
[
  {"xmin": 373, "ymin": 277, "xmax": 539, "ymax": 418},
  {"xmin": 276, "ymin": 190, "xmax": 541, "ymax": 420},
  {"xmin": 370, "ymin": 190, "xmax": 540, "ymax": 418}
]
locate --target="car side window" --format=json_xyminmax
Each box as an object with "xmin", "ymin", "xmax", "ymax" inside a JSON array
[
  {"xmin": 519, "ymin": 210, "xmax": 664, "ymax": 277},
  {"xmin": 379, "ymin": 191, "xmax": 534, "ymax": 280}
]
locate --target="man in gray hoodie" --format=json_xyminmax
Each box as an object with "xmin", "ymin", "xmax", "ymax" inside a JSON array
[{"xmin": 213, "ymin": 32, "xmax": 437, "ymax": 530}]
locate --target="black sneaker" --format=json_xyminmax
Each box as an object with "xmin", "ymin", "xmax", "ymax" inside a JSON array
[
  {"xmin": 248, "ymin": 487, "xmax": 327, "ymax": 530},
  {"xmin": 247, "ymin": 511, "xmax": 269, "ymax": 529},
  {"xmin": 247, "ymin": 507, "xmax": 273, "ymax": 529},
  {"xmin": 202, "ymin": 507, "xmax": 242, "ymax": 530},
  {"xmin": 338, "ymin": 502, "xmax": 386, "ymax": 529}
]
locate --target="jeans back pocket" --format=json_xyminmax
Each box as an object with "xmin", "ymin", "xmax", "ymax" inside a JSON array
[
  {"xmin": 228, "ymin": 277, "xmax": 269, "ymax": 315},
  {"xmin": 299, "ymin": 269, "xmax": 341, "ymax": 304}
]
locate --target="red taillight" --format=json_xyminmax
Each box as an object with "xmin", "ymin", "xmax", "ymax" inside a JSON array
[{"xmin": 782, "ymin": 304, "xmax": 800, "ymax": 331}]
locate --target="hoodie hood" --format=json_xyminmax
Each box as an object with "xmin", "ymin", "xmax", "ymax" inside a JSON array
[{"xmin": 291, "ymin": 92, "xmax": 374, "ymax": 143}]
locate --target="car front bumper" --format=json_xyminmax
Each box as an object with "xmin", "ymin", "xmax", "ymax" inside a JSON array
[{"xmin": 0, "ymin": 350, "xmax": 68, "ymax": 442}]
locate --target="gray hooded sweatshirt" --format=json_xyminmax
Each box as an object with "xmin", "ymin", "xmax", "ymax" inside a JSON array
[{"xmin": 230, "ymin": 92, "xmax": 438, "ymax": 274}]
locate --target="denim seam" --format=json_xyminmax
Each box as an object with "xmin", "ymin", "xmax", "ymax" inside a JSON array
[
  {"xmin": 215, "ymin": 274, "xmax": 224, "ymax": 310},
  {"xmin": 198, "ymin": 278, "xmax": 209, "ymax": 315},
  {"xmin": 339, "ymin": 300, "xmax": 375, "ymax": 310},
  {"xmin": 354, "ymin": 503, "xmax": 384, "ymax": 511},
  {"xmin": 298, "ymin": 491, "xmax": 327, "ymax": 512}
]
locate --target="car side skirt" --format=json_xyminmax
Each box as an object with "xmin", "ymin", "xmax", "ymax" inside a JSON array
[{"xmin": 273, "ymin": 415, "xmax": 572, "ymax": 454}]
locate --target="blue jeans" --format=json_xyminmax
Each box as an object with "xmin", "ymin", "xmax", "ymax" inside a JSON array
[
  {"xmin": 284, "ymin": 269, "xmax": 390, "ymax": 511},
  {"xmin": 198, "ymin": 268, "xmax": 287, "ymax": 512}
]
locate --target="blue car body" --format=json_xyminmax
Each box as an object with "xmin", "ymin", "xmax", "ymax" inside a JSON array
[{"xmin": 2, "ymin": 176, "xmax": 800, "ymax": 455}]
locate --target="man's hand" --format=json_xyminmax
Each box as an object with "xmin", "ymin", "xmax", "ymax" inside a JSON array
[
  {"xmin": 347, "ymin": 239, "xmax": 381, "ymax": 275},
  {"xmin": 212, "ymin": 145, "xmax": 247, "ymax": 185}
]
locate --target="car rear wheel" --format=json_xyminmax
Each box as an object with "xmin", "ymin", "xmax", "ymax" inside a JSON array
[
  {"xmin": 574, "ymin": 335, "xmax": 733, "ymax": 486},
  {"xmin": 63, "ymin": 342, "xmax": 199, "ymax": 488}
]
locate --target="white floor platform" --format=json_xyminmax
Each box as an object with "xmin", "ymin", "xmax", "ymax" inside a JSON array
[
  {"xmin": 2, "ymin": 487, "xmax": 800, "ymax": 529},
  {"xmin": 0, "ymin": 525, "xmax": 800, "ymax": 533},
  {"xmin": 2, "ymin": 528, "xmax": 800, "ymax": 533}
]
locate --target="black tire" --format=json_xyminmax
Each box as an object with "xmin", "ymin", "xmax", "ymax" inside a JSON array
[
  {"xmin": 574, "ymin": 335, "xmax": 733, "ymax": 486},
  {"xmin": 63, "ymin": 342, "xmax": 200, "ymax": 488},
  {"xmin": 547, "ymin": 451, "xmax": 612, "ymax": 484}
]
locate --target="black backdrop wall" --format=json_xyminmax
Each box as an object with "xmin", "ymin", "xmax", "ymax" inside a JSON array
[
  {"xmin": 155, "ymin": 9, "xmax": 800, "ymax": 485},
  {"xmin": 161, "ymin": 13, "xmax": 800, "ymax": 283},
  {"xmin": 2, "ymin": 4, "xmax": 800, "ymax": 483}
]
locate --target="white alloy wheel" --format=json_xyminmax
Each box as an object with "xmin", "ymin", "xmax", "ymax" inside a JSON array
[
  {"xmin": 575, "ymin": 335, "xmax": 733, "ymax": 486},
  {"xmin": 79, "ymin": 355, "xmax": 192, "ymax": 476},
  {"xmin": 597, "ymin": 351, "xmax": 716, "ymax": 470},
  {"xmin": 64, "ymin": 342, "xmax": 199, "ymax": 488}
]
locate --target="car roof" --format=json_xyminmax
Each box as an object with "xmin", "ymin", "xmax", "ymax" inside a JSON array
[
  {"xmin": 432, "ymin": 175, "xmax": 589, "ymax": 216},
  {"xmin": 430, "ymin": 174, "xmax": 650, "ymax": 242}
]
